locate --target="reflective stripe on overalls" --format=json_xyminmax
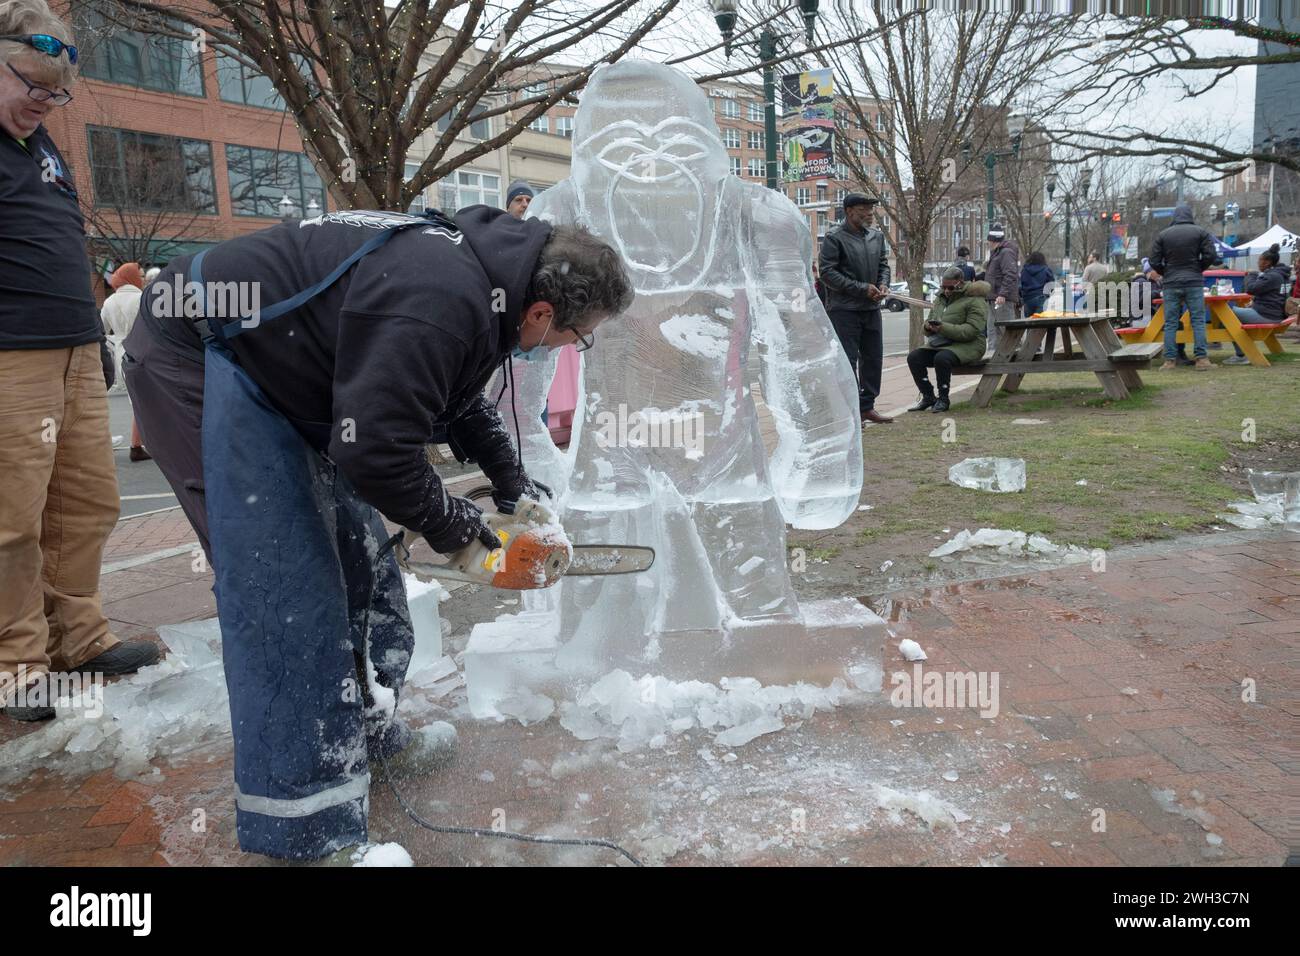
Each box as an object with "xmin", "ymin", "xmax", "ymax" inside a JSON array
[{"xmin": 194, "ymin": 218, "xmax": 437, "ymax": 860}]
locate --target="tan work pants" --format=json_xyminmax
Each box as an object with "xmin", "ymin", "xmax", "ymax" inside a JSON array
[{"xmin": 0, "ymin": 343, "xmax": 120, "ymax": 686}]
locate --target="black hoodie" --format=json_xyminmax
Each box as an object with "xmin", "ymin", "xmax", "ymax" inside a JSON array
[
  {"xmin": 132, "ymin": 206, "xmax": 551, "ymax": 539},
  {"xmin": 1244, "ymin": 262, "xmax": 1293, "ymax": 322},
  {"xmin": 1148, "ymin": 204, "xmax": 1218, "ymax": 288}
]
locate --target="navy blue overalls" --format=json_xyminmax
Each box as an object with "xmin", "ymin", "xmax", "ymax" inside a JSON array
[{"xmin": 192, "ymin": 215, "xmax": 445, "ymax": 860}]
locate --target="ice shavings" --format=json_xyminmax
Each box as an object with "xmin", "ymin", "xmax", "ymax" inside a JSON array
[
  {"xmin": 557, "ymin": 669, "xmax": 858, "ymax": 752},
  {"xmin": 0, "ymin": 618, "xmax": 232, "ymax": 784},
  {"xmin": 929, "ymin": 528, "xmax": 1091, "ymax": 565},
  {"xmin": 873, "ymin": 785, "xmax": 971, "ymax": 831}
]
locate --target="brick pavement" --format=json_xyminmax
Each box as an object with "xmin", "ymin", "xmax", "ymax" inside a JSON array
[{"xmin": 1, "ymin": 528, "xmax": 1293, "ymax": 866}]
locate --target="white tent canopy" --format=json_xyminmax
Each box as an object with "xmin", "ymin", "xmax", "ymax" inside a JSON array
[{"xmin": 1233, "ymin": 224, "xmax": 1298, "ymax": 255}]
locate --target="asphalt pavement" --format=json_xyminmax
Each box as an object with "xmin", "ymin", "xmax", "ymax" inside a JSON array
[{"xmin": 108, "ymin": 390, "xmax": 176, "ymax": 518}]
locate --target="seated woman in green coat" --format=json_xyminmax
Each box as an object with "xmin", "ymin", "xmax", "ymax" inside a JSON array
[{"xmin": 906, "ymin": 268, "xmax": 990, "ymax": 412}]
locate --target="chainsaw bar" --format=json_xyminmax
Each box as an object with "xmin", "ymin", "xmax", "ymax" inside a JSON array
[
  {"xmin": 398, "ymin": 545, "xmax": 655, "ymax": 586},
  {"xmin": 566, "ymin": 545, "xmax": 656, "ymax": 576}
]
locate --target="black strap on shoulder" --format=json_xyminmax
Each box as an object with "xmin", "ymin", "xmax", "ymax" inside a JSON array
[{"xmin": 193, "ymin": 210, "xmax": 458, "ymax": 344}]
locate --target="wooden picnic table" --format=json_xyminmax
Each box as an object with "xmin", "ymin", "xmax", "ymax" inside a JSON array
[
  {"xmin": 1121, "ymin": 292, "xmax": 1289, "ymax": 368},
  {"xmin": 957, "ymin": 310, "xmax": 1161, "ymax": 408}
]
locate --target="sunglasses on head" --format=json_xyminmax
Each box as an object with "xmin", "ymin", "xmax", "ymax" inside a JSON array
[{"xmin": 1, "ymin": 34, "xmax": 77, "ymax": 63}]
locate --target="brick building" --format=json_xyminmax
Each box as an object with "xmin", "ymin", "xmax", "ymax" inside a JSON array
[
  {"xmin": 43, "ymin": 1, "xmax": 336, "ymax": 292},
  {"xmin": 701, "ymin": 78, "xmax": 898, "ymax": 267}
]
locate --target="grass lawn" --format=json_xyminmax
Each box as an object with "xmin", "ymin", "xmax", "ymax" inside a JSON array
[{"xmin": 790, "ymin": 343, "xmax": 1300, "ymax": 582}]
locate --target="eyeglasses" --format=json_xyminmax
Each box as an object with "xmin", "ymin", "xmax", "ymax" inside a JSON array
[
  {"xmin": 572, "ymin": 327, "xmax": 595, "ymax": 352},
  {"xmin": 1, "ymin": 34, "xmax": 77, "ymax": 63},
  {"xmin": 6, "ymin": 63, "xmax": 72, "ymax": 106}
]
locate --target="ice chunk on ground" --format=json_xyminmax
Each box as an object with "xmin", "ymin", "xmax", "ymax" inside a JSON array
[
  {"xmin": 713, "ymin": 714, "xmax": 785, "ymax": 747},
  {"xmin": 948, "ymin": 457, "xmax": 1026, "ymax": 493},
  {"xmin": 873, "ymin": 785, "xmax": 969, "ymax": 831},
  {"xmin": 929, "ymin": 528, "xmax": 1091, "ymax": 565},
  {"xmin": 0, "ymin": 617, "xmax": 232, "ymax": 784},
  {"xmin": 350, "ymin": 843, "xmax": 414, "ymax": 867},
  {"xmin": 157, "ymin": 618, "xmax": 223, "ymax": 670},
  {"xmin": 898, "ymin": 639, "xmax": 927, "ymax": 662}
]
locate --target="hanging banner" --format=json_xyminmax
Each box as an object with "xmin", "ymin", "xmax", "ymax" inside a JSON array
[
  {"xmin": 1108, "ymin": 223, "xmax": 1127, "ymax": 259},
  {"xmin": 780, "ymin": 68, "xmax": 835, "ymax": 182}
]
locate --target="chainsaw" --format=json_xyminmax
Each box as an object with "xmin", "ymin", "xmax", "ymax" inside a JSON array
[{"xmin": 395, "ymin": 486, "xmax": 655, "ymax": 590}]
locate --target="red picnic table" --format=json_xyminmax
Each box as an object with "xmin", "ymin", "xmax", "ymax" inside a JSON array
[{"xmin": 1116, "ymin": 293, "xmax": 1294, "ymax": 367}]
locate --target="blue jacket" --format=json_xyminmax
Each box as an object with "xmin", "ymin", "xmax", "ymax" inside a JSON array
[{"xmin": 1019, "ymin": 264, "xmax": 1055, "ymax": 303}]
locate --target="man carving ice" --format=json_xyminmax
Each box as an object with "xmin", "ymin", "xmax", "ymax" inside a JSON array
[
  {"xmin": 485, "ymin": 60, "xmax": 870, "ymax": 688},
  {"xmin": 124, "ymin": 206, "xmax": 632, "ymax": 862}
]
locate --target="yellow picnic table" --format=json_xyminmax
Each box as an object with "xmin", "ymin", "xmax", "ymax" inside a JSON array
[{"xmin": 1125, "ymin": 293, "xmax": 1292, "ymax": 367}]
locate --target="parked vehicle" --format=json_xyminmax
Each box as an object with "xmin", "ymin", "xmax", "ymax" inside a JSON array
[{"xmin": 883, "ymin": 278, "xmax": 938, "ymax": 312}]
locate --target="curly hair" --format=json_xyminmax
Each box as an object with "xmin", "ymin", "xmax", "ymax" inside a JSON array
[
  {"xmin": 0, "ymin": 0, "xmax": 75, "ymax": 87},
  {"xmin": 528, "ymin": 224, "xmax": 634, "ymax": 331}
]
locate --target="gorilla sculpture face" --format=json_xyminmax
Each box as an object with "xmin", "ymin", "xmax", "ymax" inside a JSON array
[{"xmin": 572, "ymin": 61, "xmax": 729, "ymax": 278}]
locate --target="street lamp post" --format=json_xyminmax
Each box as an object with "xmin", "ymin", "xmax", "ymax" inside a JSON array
[
  {"xmin": 963, "ymin": 113, "xmax": 1026, "ymax": 225},
  {"xmin": 1045, "ymin": 167, "xmax": 1092, "ymax": 308},
  {"xmin": 712, "ymin": 0, "xmax": 820, "ymax": 192}
]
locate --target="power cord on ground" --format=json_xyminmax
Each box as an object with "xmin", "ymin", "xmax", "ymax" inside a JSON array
[{"xmin": 366, "ymin": 528, "xmax": 644, "ymax": 867}]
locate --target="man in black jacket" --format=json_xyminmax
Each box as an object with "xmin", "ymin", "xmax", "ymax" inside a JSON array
[
  {"xmin": 124, "ymin": 206, "xmax": 632, "ymax": 861},
  {"xmin": 1147, "ymin": 203, "xmax": 1218, "ymax": 370},
  {"xmin": 819, "ymin": 193, "xmax": 893, "ymax": 424}
]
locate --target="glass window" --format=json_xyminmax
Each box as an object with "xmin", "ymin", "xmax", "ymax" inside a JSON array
[
  {"xmin": 748, "ymin": 101, "xmax": 762, "ymax": 122},
  {"xmin": 747, "ymin": 130, "xmax": 763, "ymax": 150},
  {"xmin": 436, "ymin": 103, "xmax": 492, "ymax": 139},
  {"xmin": 796, "ymin": 187, "xmax": 810, "ymax": 205},
  {"xmin": 856, "ymin": 140, "xmax": 869, "ymax": 157},
  {"xmin": 437, "ymin": 170, "xmax": 502, "ymax": 210},
  {"xmin": 88, "ymin": 126, "xmax": 215, "ymax": 213},
  {"xmin": 817, "ymin": 183, "xmax": 827, "ymax": 201},
  {"xmin": 729, "ymin": 157, "xmax": 741, "ymax": 176},
  {"xmin": 216, "ymin": 53, "xmax": 292, "ymax": 110},
  {"xmin": 225, "ymin": 145, "xmax": 324, "ymax": 218},
  {"xmin": 527, "ymin": 115, "xmax": 549, "ymax": 133},
  {"xmin": 556, "ymin": 115, "xmax": 575, "ymax": 138},
  {"xmin": 876, "ymin": 112, "xmax": 886, "ymax": 131},
  {"xmin": 405, "ymin": 162, "xmax": 426, "ymax": 215},
  {"xmin": 836, "ymin": 187, "xmax": 846, "ymax": 203},
  {"xmin": 721, "ymin": 98, "xmax": 739, "ymax": 119},
  {"xmin": 748, "ymin": 158, "xmax": 763, "ymax": 177},
  {"xmin": 875, "ymin": 165, "xmax": 886, "ymax": 183},
  {"xmin": 724, "ymin": 128, "xmax": 740, "ymax": 149},
  {"xmin": 77, "ymin": 9, "xmax": 204, "ymax": 97}
]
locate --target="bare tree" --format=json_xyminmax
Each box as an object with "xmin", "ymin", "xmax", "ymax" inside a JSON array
[
  {"xmin": 72, "ymin": 0, "xmax": 688, "ymax": 211},
  {"xmin": 1051, "ymin": 14, "xmax": 1300, "ymax": 178},
  {"xmin": 817, "ymin": 2, "xmax": 1107, "ymax": 348}
]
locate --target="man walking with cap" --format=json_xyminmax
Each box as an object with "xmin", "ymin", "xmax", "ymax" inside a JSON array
[
  {"xmin": 506, "ymin": 180, "xmax": 534, "ymax": 218},
  {"xmin": 819, "ymin": 193, "xmax": 893, "ymax": 424},
  {"xmin": 983, "ymin": 223, "xmax": 1020, "ymax": 353}
]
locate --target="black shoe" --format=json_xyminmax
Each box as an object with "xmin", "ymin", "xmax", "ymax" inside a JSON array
[
  {"xmin": 931, "ymin": 396, "xmax": 951, "ymax": 412},
  {"xmin": 2, "ymin": 675, "xmax": 56, "ymax": 721},
  {"xmin": 908, "ymin": 393, "xmax": 936, "ymax": 412},
  {"xmin": 129, "ymin": 445, "xmax": 152, "ymax": 462},
  {"xmin": 67, "ymin": 639, "xmax": 160, "ymax": 676}
]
